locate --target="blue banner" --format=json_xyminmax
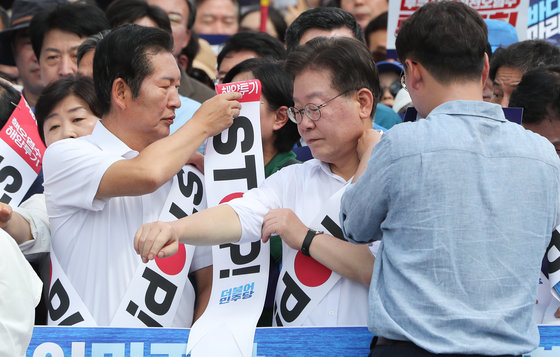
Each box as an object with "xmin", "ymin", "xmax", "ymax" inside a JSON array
[
  {"xmin": 26, "ymin": 325, "xmax": 560, "ymax": 356},
  {"xmin": 528, "ymin": 0, "xmax": 560, "ymax": 44}
]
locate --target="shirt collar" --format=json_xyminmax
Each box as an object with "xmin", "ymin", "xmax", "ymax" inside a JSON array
[
  {"xmin": 429, "ymin": 100, "xmax": 507, "ymax": 123},
  {"xmin": 88, "ymin": 121, "xmax": 138, "ymax": 158},
  {"xmin": 316, "ymin": 159, "xmax": 351, "ymax": 184}
]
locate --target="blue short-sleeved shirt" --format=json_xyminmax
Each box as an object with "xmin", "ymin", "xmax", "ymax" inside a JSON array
[{"xmin": 341, "ymin": 100, "xmax": 560, "ymax": 355}]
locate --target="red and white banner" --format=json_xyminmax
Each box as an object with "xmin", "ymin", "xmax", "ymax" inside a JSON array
[
  {"xmin": 0, "ymin": 95, "xmax": 45, "ymax": 206},
  {"xmin": 387, "ymin": 0, "xmax": 529, "ymax": 56},
  {"xmin": 189, "ymin": 80, "xmax": 268, "ymax": 357}
]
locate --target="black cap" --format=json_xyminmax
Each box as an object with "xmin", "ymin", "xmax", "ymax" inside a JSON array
[{"xmin": 0, "ymin": 0, "xmax": 67, "ymax": 66}]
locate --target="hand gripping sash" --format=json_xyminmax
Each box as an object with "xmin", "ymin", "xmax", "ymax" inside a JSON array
[
  {"xmin": 48, "ymin": 165, "xmax": 205, "ymax": 327},
  {"xmin": 187, "ymin": 80, "xmax": 268, "ymax": 357},
  {"xmin": 273, "ymin": 185, "xmax": 347, "ymax": 327}
]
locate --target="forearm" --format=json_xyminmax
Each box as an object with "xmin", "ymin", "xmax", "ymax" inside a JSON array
[
  {"xmin": 97, "ymin": 119, "xmax": 211, "ymax": 198},
  {"xmin": 173, "ymin": 204, "xmax": 243, "ymax": 246},
  {"xmin": 353, "ymin": 129, "xmax": 383, "ymax": 183},
  {"xmin": 307, "ymin": 234, "xmax": 374, "ymax": 286},
  {"xmin": 3, "ymin": 211, "xmax": 32, "ymax": 245},
  {"xmin": 97, "ymin": 93, "xmax": 241, "ymax": 198}
]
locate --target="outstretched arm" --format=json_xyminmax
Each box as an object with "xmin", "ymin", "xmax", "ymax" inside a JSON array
[{"xmin": 134, "ymin": 204, "xmax": 243, "ymax": 262}]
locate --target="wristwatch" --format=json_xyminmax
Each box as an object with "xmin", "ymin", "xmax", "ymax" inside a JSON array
[{"xmin": 301, "ymin": 229, "xmax": 323, "ymax": 257}]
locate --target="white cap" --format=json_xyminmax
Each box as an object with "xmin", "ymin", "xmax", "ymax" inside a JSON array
[{"xmin": 392, "ymin": 88, "xmax": 412, "ymax": 114}]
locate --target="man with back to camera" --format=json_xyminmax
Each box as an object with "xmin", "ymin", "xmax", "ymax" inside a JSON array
[
  {"xmin": 340, "ymin": 2, "xmax": 560, "ymax": 356},
  {"xmin": 42, "ymin": 24, "xmax": 241, "ymax": 327}
]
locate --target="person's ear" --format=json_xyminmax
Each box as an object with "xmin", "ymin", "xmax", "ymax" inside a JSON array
[
  {"xmin": 111, "ymin": 78, "xmax": 131, "ymax": 111},
  {"xmin": 356, "ymin": 88, "xmax": 374, "ymax": 121},
  {"xmin": 273, "ymin": 106, "xmax": 289, "ymax": 130},
  {"xmin": 178, "ymin": 54, "xmax": 189, "ymax": 71},
  {"xmin": 404, "ymin": 59, "xmax": 423, "ymax": 91},
  {"xmin": 481, "ymin": 52, "xmax": 490, "ymax": 87}
]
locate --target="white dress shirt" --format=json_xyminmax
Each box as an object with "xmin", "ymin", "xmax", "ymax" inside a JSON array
[
  {"xmin": 228, "ymin": 159, "xmax": 369, "ymax": 326},
  {"xmin": 43, "ymin": 121, "xmax": 209, "ymax": 326}
]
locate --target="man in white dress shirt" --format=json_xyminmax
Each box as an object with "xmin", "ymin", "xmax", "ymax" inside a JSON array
[
  {"xmin": 134, "ymin": 36, "xmax": 381, "ymax": 326},
  {"xmin": 42, "ymin": 24, "xmax": 241, "ymax": 327}
]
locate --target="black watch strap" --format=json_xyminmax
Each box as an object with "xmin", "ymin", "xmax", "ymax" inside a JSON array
[{"xmin": 301, "ymin": 229, "xmax": 323, "ymax": 257}]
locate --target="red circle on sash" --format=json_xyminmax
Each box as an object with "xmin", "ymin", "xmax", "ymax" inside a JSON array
[
  {"xmin": 294, "ymin": 251, "xmax": 332, "ymax": 287},
  {"xmin": 220, "ymin": 192, "xmax": 244, "ymax": 204},
  {"xmin": 155, "ymin": 244, "xmax": 187, "ymax": 275}
]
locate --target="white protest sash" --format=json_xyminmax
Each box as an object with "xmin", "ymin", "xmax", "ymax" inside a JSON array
[
  {"xmin": 274, "ymin": 185, "xmax": 347, "ymax": 326},
  {"xmin": 188, "ymin": 80, "xmax": 267, "ymax": 357},
  {"xmin": 48, "ymin": 165, "xmax": 205, "ymax": 327},
  {"xmin": 47, "ymin": 251, "xmax": 97, "ymax": 326},
  {"xmin": 0, "ymin": 95, "xmax": 45, "ymax": 206},
  {"xmin": 548, "ymin": 228, "xmax": 560, "ymax": 297}
]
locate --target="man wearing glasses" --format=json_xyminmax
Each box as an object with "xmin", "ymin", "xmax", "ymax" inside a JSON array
[
  {"xmin": 341, "ymin": 2, "xmax": 560, "ymax": 356},
  {"xmin": 134, "ymin": 36, "xmax": 381, "ymax": 327}
]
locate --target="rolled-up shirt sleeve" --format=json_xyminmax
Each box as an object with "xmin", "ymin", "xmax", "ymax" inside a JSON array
[
  {"xmin": 341, "ymin": 134, "xmax": 393, "ymax": 244},
  {"xmin": 16, "ymin": 194, "xmax": 50, "ymax": 257}
]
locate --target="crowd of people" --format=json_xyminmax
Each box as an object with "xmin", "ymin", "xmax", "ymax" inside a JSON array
[{"xmin": 0, "ymin": 0, "xmax": 559, "ymax": 356}]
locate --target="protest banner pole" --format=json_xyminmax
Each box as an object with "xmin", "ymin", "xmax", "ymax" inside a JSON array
[{"xmin": 260, "ymin": 0, "xmax": 269, "ymax": 32}]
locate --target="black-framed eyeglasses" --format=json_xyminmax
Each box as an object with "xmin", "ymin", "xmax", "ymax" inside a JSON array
[{"xmin": 288, "ymin": 89, "xmax": 354, "ymax": 124}]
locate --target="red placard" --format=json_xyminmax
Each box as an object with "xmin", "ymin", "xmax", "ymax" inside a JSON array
[
  {"xmin": 0, "ymin": 95, "xmax": 46, "ymax": 174},
  {"xmin": 215, "ymin": 79, "xmax": 262, "ymax": 103}
]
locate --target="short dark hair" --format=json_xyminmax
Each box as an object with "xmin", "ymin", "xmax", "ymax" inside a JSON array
[
  {"xmin": 77, "ymin": 30, "xmax": 111, "ymax": 67},
  {"xmin": 285, "ymin": 7, "xmax": 364, "ymax": 53},
  {"xmin": 0, "ymin": 80, "xmax": 21, "ymax": 129},
  {"xmin": 509, "ymin": 66, "xmax": 560, "ymax": 125},
  {"xmin": 285, "ymin": 36, "xmax": 379, "ymax": 118},
  {"xmin": 182, "ymin": 31, "xmax": 200, "ymax": 73},
  {"xmin": 489, "ymin": 40, "xmax": 560, "ymax": 81},
  {"xmin": 239, "ymin": 6, "xmax": 288, "ymax": 44},
  {"xmin": 223, "ymin": 58, "xmax": 300, "ymax": 152},
  {"xmin": 396, "ymin": 1, "xmax": 487, "ymax": 83},
  {"xmin": 93, "ymin": 24, "xmax": 174, "ymax": 115},
  {"xmin": 29, "ymin": 3, "xmax": 110, "ymax": 60},
  {"xmin": 35, "ymin": 75, "xmax": 100, "ymax": 145},
  {"xmin": 217, "ymin": 31, "xmax": 286, "ymax": 68},
  {"xmin": 105, "ymin": 0, "xmax": 172, "ymax": 33},
  {"xmin": 185, "ymin": 0, "xmax": 197, "ymax": 30},
  {"xmin": 364, "ymin": 11, "xmax": 387, "ymax": 42},
  {"xmin": 364, "ymin": 12, "xmax": 388, "ymax": 62}
]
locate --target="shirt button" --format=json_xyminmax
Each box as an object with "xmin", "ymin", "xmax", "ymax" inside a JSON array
[{"xmin": 329, "ymin": 311, "xmax": 335, "ymax": 316}]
